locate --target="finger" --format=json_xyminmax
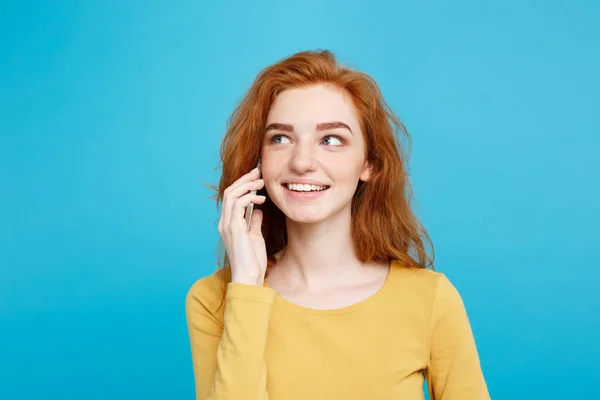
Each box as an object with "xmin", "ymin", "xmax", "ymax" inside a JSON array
[
  {"xmin": 222, "ymin": 179, "xmax": 264, "ymax": 228},
  {"xmin": 222, "ymin": 178, "xmax": 263, "ymax": 216},
  {"xmin": 225, "ymin": 179, "xmax": 264, "ymax": 203},
  {"xmin": 225, "ymin": 167, "xmax": 261, "ymax": 197},
  {"xmin": 228, "ymin": 193, "xmax": 266, "ymax": 232},
  {"xmin": 221, "ymin": 168, "xmax": 261, "ymax": 211},
  {"xmin": 248, "ymin": 208, "xmax": 264, "ymax": 235},
  {"xmin": 222, "ymin": 179, "xmax": 264, "ymax": 229}
]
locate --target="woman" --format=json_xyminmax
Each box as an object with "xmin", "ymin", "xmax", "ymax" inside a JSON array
[{"xmin": 186, "ymin": 49, "xmax": 490, "ymax": 399}]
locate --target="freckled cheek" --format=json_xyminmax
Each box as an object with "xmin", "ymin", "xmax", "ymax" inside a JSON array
[
  {"xmin": 260, "ymin": 174, "xmax": 282, "ymax": 197},
  {"xmin": 260, "ymin": 154, "xmax": 288, "ymax": 184},
  {"xmin": 323, "ymin": 160, "xmax": 363, "ymax": 183},
  {"xmin": 335, "ymin": 172, "xmax": 361, "ymax": 187},
  {"xmin": 265, "ymin": 181, "xmax": 280, "ymax": 196}
]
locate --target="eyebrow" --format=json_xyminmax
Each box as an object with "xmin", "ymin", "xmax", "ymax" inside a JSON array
[{"xmin": 264, "ymin": 121, "xmax": 353, "ymax": 135}]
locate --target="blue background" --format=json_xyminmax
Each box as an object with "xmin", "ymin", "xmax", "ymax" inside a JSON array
[{"xmin": 1, "ymin": 1, "xmax": 599, "ymax": 399}]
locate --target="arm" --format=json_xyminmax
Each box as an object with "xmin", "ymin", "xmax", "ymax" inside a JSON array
[
  {"xmin": 426, "ymin": 274, "xmax": 490, "ymax": 400},
  {"xmin": 185, "ymin": 281, "xmax": 275, "ymax": 400}
]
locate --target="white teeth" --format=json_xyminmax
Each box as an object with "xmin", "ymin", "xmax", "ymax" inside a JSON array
[{"xmin": 286, "ymin": 183, "xmax": 328, "ymax": 192}]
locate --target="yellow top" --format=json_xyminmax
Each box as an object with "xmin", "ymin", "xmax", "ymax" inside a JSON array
[{"xmin": 185, "ymin": 260, "xmax": 490, "ymax": 399}]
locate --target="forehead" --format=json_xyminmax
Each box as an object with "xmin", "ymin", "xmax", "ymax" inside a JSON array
[{"xmin": 266, "ymin": 84, "xmax": 360, "ymax": 128}]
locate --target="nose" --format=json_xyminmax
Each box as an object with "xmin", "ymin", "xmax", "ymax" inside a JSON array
[{"xmin": 289, "ymin": 144, "xmax": 318, "ymax": 174}]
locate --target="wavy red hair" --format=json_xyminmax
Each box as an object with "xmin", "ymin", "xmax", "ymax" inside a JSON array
[{"xmin": 209, "ymin": 49, "xmax": 434, "ymax": 279}]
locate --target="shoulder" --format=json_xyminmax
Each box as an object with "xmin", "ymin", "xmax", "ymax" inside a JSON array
[
  {"xmin": 391, "ymin": 260, "xmax": 455, "ymax": 294},
  {"xmin": 185, "ymin": 268, "xmax": 231, "ymax": 322},
  {"xmin": 389, "ymin": 260, "xmax": 464, "ymax": 309}
]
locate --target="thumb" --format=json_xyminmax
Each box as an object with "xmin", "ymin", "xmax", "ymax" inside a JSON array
[{"xmin": 249, "ymin": 208, "xmax": 264, "ymax": 234}]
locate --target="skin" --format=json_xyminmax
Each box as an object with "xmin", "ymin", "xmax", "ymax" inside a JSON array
[
  {"xmin": 218, "ymin": 83, "xmax": 389, "ymax": 307},
  {"xmin": 259, "ymin": 83, "xmax": 390, "ymax": 309}
]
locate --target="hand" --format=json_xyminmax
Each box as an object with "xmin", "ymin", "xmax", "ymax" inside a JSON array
[{"xmin": 218, "ymin": 167, "xmax": 267, "ymax": 286}]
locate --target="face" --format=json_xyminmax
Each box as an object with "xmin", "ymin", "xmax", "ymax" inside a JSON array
[{"xmin": 260, "ymin": 83, "xmax": 372, "ymax": 224}]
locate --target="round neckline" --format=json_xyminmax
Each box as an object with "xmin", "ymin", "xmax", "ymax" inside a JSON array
[{"xmin": 264, "ymin": 260, "xmax": 397, "ymax": 316}]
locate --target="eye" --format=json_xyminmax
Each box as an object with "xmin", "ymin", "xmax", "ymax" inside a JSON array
[
  {"xmin": 322, "ymin": 135, "xmax": 343, "ymax": 146},
  {"xmin": 271, "ymin": 134, "xmax": 291, "ymax": 144}
]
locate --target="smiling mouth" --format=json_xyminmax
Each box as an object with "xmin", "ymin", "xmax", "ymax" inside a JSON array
[{"xmin": 282, "ymin": 183, "xmax": 331, "ymax": 193}]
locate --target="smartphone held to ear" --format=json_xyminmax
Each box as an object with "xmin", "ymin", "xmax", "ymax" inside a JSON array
[{"xmin": 245, "ymin": 159, "xmax": 262, "ymax": 231}]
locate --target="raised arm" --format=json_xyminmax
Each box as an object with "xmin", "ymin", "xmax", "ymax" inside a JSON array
[{"xmin": 185, "ymin": 162, "xmax": 272, "ymax": 399}]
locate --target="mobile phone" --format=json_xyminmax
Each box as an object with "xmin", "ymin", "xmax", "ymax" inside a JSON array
[{"xmin": 244, "ymin": 158, "xmax": 262, "ymax": 231}]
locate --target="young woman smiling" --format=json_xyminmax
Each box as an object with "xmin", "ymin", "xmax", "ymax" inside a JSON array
[{"xmin": 185, "ymin": 50, "xmax": 490, "ymax": 400}]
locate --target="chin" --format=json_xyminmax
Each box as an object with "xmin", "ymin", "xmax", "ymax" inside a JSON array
[
  {"xmin": 284, "ymin": 209, "xmax": 327, "ymax": 224},
  {"xmin": 286, "ymin": 215, "xmax": 326, "ymax": 225},
  {"xmin": 283, "ymin": 202, "xmax": 352, "ymax": 225}
]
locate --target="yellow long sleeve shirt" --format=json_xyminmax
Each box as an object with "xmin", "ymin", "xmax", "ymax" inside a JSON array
[{"xmin": 185, "ymin": 260, "xmax": 490, "ymax": 399}]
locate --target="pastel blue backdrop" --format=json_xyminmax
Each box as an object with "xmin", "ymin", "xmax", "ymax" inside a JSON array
[{"xmin": 1, "ymin": 1, "xmax": 598, "ymax": 399}]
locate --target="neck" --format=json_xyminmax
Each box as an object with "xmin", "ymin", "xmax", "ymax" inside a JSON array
[{"xmin": 276, "ymin": 206, "xmax": 365, "ymax": 290}]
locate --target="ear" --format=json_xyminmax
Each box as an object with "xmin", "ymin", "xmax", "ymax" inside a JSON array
[{"xmin": 359, "ymin": 160, "xmax": 373, "ymax": 182}]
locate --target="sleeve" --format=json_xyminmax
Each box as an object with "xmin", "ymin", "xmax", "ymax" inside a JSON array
[
  {"xmin": 185, "ymin": 281, "xmax": 276, "ymax": 400},
  {"xmin": 425, "ymin": 274, "xmax": 491, "ymax": 400}
]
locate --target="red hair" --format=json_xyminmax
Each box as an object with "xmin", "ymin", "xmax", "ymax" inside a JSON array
[{"xmin": 209, "ymin": 49, "xmax": 434, "ymax": 278}]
